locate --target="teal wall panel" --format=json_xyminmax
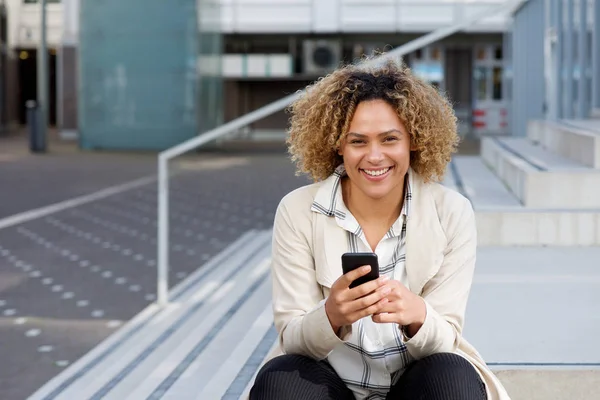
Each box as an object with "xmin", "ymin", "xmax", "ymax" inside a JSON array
[{"xmin": 78, "ymin": 0, "xmax": 199, "ymax": 150}]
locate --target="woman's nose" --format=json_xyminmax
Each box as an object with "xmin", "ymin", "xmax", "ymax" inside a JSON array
[{"xmin": 366, "ymin": 144, "xmax": 384, "ymax": 163}]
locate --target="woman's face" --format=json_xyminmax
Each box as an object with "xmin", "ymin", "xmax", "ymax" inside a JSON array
[{"xmin": 339, "ymin": 99, "xmax": 412, "ymax": 201}]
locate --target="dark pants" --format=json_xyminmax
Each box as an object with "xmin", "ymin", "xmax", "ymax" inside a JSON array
[{"xmin": 250, "ymin": 352, "xmax": 487, "ymax": 400}]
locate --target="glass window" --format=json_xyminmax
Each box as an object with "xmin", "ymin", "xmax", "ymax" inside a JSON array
[
  {"xmin": 494, "ymin": 46, "xmax": 503, "ymax": 60},
  {"xmin": 474, "ymin": 66, "xmax": 488, "ymax": 101},
  {"xmin": 492, "ymin": 67, "xmax": 503, "ymax": 100}
]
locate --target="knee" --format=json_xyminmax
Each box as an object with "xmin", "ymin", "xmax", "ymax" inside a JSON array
[
  {"xmin": 257, "ymin": 354, "xmax": 312, "ymax": 374},
  {"xmin": 252, "ymin": 354, "xmax": 313, "ymax": 387},
  {"xmin": 398, "ymin": 352, "xmax": 486, "ymax": 399},
  {"xmin": 419, "ymin": 352, "xmax": 482, "ymax": 381},
  {"xmin": 421, "ymin": 352, "xmax": 478, "ymax": 374}
]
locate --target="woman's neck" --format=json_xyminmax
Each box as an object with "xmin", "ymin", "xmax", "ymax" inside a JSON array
[{"xmin": 341, "ymin": 177, "xmax": 405, "ymax": 226}]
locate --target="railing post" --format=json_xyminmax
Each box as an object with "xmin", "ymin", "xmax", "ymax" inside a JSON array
[{"xmin": 157, "ymin": 154, "xmax": 169, "ymax": 307}]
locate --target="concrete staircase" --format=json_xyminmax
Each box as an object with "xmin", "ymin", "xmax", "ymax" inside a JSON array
[
  {"xmin": 28, "ymin": 232, "xmax": 600, "ymax": 400},
  {"xmin": 448, "ymin": 118, "xmax": 600, "ymax": 246}
]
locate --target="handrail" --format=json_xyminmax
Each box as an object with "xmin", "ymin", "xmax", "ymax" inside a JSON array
[{"xmin": 157, "ymin": 0, "xmax": 528, "ymax": 306}]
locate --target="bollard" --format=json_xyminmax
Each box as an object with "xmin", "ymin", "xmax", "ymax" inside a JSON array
[{"xmin": 26, "ymin": 100, "xmax": 46, "ymax": 153}]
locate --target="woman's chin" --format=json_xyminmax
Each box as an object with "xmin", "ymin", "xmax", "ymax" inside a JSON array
[{"xmin": 362, "ymin": 186, "xmax": 394, "ymax": 201}]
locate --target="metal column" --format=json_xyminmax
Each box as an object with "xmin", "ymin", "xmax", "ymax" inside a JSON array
[
  {"xmin": 593, "ymin": 0, "xmax": 600, "ymax": 108},
  {"xmin": 37, "ymin": 0, "xmax": 48, "ymax": 144},
  {"xmin": 577, "ymin": 0, "xmax": 589, "ymax": 118},
  {"xmin": 564, "ymin": 0, "xmax": 574, "ymax": 118},
  {"xmin": 548, "ymin": 0, "xmax": 563, "ymax": 120}
]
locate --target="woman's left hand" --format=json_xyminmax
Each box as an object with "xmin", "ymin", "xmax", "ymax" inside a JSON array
[{"xmin": 371, "ymin": 280, "xmax": 427, "ymax": 334}]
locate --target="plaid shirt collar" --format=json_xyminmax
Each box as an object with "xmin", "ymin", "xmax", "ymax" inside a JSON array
[{"xmin": 311, "ymin": 164, "xmax": 412, "ymax": 238}]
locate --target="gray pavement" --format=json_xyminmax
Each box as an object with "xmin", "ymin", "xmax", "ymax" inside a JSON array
[
  {"xmin": 466, "ymin": 247, "xmax": 600, "ymax": 366},
  {"xmin": 0, "ymin": 134, "xmax": 157, "ymax": 219},
  {"xmin": 0, "ymin": 139, "xmax": 309, "ymax": 400}
]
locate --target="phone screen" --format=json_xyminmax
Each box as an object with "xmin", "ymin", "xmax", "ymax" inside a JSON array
[{"xmin": 341, "ymin": 252, "xmax": 380, "ymax": 288}]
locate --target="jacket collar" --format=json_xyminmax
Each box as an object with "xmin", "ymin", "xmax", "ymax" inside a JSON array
[
  {"xmin": 313, "ymin": 169, "xmax": 446, "ymax": 295},
  {"xmin": 311, "ymin": 164, "xmax": 412, "ymax": 238}
]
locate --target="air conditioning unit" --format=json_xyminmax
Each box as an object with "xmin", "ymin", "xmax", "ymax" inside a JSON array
[{"xmin": 302, "ymin": 40, "xmax": 342, "ymax": 75}]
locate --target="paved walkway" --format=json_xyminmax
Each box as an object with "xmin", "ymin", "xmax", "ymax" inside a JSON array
[
  {"xmin": 0, "ymin": 134, "xmax": 309, "ymax": 400},
  {"xmin": 0, "ymin": 133, "xmax": 156, "ymax": 219}
]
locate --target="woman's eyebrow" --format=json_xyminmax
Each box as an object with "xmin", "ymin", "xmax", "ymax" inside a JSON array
[{"xmin": 347, "ymin": 129, "xmax": 403, "ymax": 138}]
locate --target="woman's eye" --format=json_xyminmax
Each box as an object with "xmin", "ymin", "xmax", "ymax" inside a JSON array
[
  {"xmin": 384, "ymin": 136, "xmax": 398, "ymax": 142},
  {"xmin": 350, "ymin": 140, "xmax": 365, "ymax": 144}
]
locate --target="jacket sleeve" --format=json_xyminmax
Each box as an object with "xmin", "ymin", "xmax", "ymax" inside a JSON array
[
  {"xmin": 404, "ymin": 195, "xmax": 477, "ymax": 359},
  {"xmin": 270, "ymin": 197, "xmax": 345, "ymax": 360}
]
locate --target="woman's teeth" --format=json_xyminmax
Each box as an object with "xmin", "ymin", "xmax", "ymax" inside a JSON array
[{"xmin": 363, "ymin": 168, "xmax": 390, "ymax": 176}]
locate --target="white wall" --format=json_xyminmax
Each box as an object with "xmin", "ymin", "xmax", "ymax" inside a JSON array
[
  {"xmin": 3, "ymin": 0, "xmax": 512, "ymax": 50},
  {"xmin": 4, "ymin": 0, "xmax": 64, "ymax": 49},
  {"xmin": 216, "ymin": 0, "xmax": 511, "ymax": 33}
]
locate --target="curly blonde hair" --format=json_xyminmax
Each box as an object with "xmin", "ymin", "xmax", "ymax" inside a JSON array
[{"xmin": 286, "ymin": 57, "xmax": 459, "ymax": 183}]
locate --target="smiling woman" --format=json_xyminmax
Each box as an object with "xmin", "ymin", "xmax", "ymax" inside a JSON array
[
  {"xmin": 249, "ymin": 57, "xmax": 511, "ymax": 400},
  {"xmin": 287, "ymin": 58, "xmax": 458, "ymax": 184}
]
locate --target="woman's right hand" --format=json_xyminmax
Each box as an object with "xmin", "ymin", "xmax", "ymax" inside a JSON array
[{"xmin": 325, "ymin": 266, "xmax": 391, "ymax": 335}]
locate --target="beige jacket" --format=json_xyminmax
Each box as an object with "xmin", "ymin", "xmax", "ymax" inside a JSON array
[{"xmin": 269, "ymin": 172, "xmax": 511, "ymax": 399}]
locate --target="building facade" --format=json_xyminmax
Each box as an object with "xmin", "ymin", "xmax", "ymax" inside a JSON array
[
  {"xmin": 217, "ymin": 0, "xmax": 515, "ymax": 142},
  {"xmin": 1, "ymin": 0, "xmax": 62, "ymax": 132},
  {"xmin": 4, "ymin": 0, "xmax": 525, "ymax": 148},
  {"xmin": 1, "ymin": 0, "xmax": 222, "ymax": 150},
  {"xmin": 507, "ymin": 0, "xmax": 599, "ymax": 137}
]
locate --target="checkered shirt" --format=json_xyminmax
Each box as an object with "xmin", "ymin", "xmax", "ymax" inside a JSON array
[{"xmin": 310, "ymin": 164, "xmax": 414, "ymax": 400}]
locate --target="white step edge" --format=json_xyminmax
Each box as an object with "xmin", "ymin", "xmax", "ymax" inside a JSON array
[
  {"xmin": 481, "ymin": 137, "xmax": 600, "ymax": 209},
  {"xmin": 450, "ymin": 156, "xmax": 522, "ymax": 209},
  {"xmin": 61, "ymin": 241, "xmax": 272, "ymax": 400},
  {"xmin": 475, "ymin": 210, "xmax": 600, "ymax": 246},
  {"xmin": 161, "ymin": 287, "xmax": 273, "ymax": 400},
  {"xmin": 105, "ymin": 254, "xmax": 272, "ymax": 400},
  {"xmin": 239, "ymin": 339, "xmax": 281, "ymax": 400},
  {"xmin": 443, "ymin": 157, "xmax": 600, "ymax": 246},
  {"xmin": 194, "ymin": 303, "xmax": 275, "ymax": 400},
  {"xmin": 527, "ymin": 119, "xmax": 600, "ymax": 168},
  {"xmin": 27, "ymin": 229, "xmax": 270, "ymax": 400},
  {"xmin": 498, "ymin": 137, "xmax": 588, "ymax": 171}
]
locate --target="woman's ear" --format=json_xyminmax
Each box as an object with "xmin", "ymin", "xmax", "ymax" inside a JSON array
[
  {"xmin": 409, "ymin": 139, "xmax": 417, "ymax": 151},
  {"xmin": 337, "ymin": 141, "xmax": 344, "ymax": 156}
]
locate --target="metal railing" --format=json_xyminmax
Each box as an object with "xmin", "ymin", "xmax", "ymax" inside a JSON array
[{"xmin": 156, "ymin": 0, "xmax": 528, "ymax": 306}]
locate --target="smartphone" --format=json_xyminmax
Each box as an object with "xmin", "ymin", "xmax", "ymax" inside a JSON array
[{"xmin": 341, "ymin": 252, "xmax": 380, "ymax": 289}]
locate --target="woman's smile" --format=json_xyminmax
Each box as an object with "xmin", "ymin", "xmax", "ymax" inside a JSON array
[{"xmin": 360, "ymin": 166, "xmax": 394, "ymax": 181}]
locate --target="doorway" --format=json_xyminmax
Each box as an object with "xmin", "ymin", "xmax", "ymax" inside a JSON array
[
  {"xmin": 17, "ymin": 48, "xmax": 57, "ymax": 126},
  {"xmin": 445, "ymin": 48, "xmax": 473, "ymax": 138}
]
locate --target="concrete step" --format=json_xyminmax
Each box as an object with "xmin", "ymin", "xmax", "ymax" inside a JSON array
[
  {"xmin": 470, "ymin": 246, "xmax": 600, "ymax": 400},
  {"xmin": 446, "ymin": 156, "xmax": 600, "ymax": 246},
  {"xmin": 528, "ymin": 119, "xmax": 600, "ymax": 168},
  {"xmin": 481, "ymin": 137, "xmax": 600, "ymax": 209},
  {"xmin": 449, "ymin": 156, "xmax": 522, "ymax": 209},
  {"xmin": 29, "ymin": 237, "xmax": 600, "ymax": 400},
  {"xmin": 494, "ymin": 369, "xmax": 600, "ymax": 400},
  {"xmin": 28, "ymin": 230, "xmax": 274, "ymax": 400},
  {"xmin": 473, "ymin": 208, "xmax": 600, "ymax": 246}
]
